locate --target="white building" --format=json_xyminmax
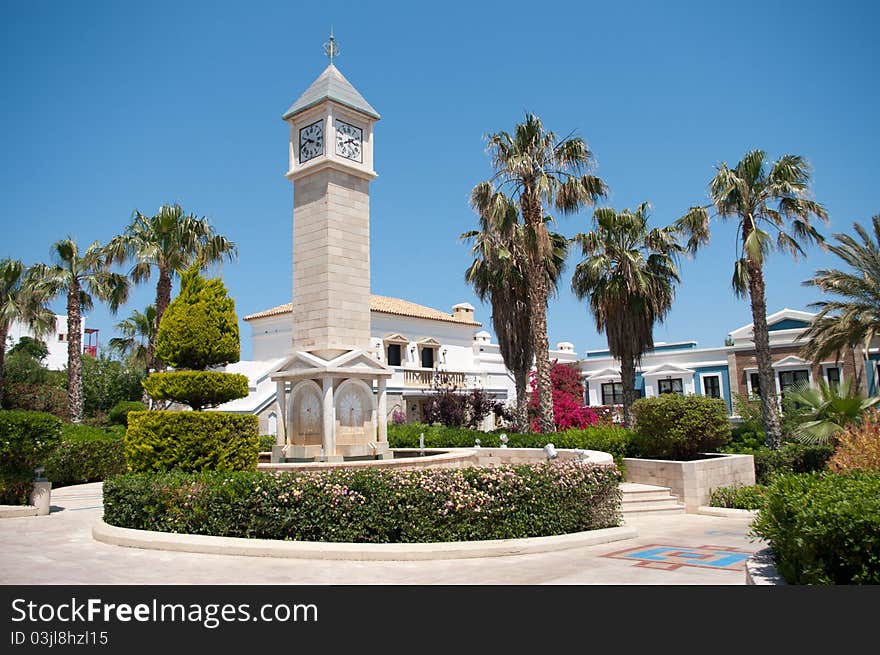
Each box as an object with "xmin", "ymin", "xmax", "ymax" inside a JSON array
[
  {"xmin": 217, "ymin": 295, "xmax": 577, "ymax": 435},
  {"xmin": 5, "ymin": 315, "xmax": 94, "ymax": 370}
]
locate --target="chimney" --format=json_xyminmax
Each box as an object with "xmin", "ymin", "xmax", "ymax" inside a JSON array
[
  {"xmin": 556, "ymin": 342, "xmax": 575, "ymax": 353},
  {"xmin": 452, "ymin": 302, "xmax": 475, "ymax": 322}
]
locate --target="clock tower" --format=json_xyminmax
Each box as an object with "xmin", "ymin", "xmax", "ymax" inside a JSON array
[
  {"xmin": 283, "ymin": 58, "xmax": 379, "ymax": 357},
  {"xmin": 270, "ymin": 37, "xmax": 392, "ymax": 462}
]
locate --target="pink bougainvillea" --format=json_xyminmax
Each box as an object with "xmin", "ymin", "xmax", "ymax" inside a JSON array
[{"xmin": 527, "ymin": 361, "xmax": 602, "ymax": 432}]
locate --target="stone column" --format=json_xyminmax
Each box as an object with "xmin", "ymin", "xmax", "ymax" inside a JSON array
[
  {"xmin": 377, "ymin": 377, "xmax": 388, "ymax": 443},
  {"xmin": 321, "ymin": 375, "xmax": 336, "ymax": 460},
  {"xmin": 275, "ymin": 381, "xmax": 287, "ymax": 446}
]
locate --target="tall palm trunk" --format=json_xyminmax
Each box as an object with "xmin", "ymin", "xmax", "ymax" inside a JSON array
[
  {"xmin": 620, "ymin": 354, "xmax": 638, "ymax": 429},
  {"xmin": 514, "ymin": 369, "xmax": 529, "ymax": 433},
  {"xmin": 746, "ymin": 260, "xmax": 783, "ymax": 448},
  {"xmin": 0, "ymin": 324, "xmax": 7, "ymax": 408},
  {"xmin": 522, "ymin": 193, "xmax": 555, "ymax": 433},
  {"xmin": 851, "ymin": 346, "xmax": 864, "ymax": 396},
  {"xmin": 67, "ymin": 281, "xmax": 83, "ymax": 423},
  {"xmin": 153, "ymin": 268, "xmax": 172, "ymax": 371},
  {"xmin": 528, "ymin": 255, "xmax": 555, "ymax": 433}
]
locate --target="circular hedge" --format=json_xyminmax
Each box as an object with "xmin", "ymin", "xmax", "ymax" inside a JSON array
[{"xmin": 102, "ymin": 461, "xmax": 622, "ymax": 543}]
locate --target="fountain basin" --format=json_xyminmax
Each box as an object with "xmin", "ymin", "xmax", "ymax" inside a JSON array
[{"xmin": 257, "ymin": 447, "xmax": 614, "ymax": 473}]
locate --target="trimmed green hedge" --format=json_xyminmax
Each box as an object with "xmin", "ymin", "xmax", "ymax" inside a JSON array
[
  {"xmin": 125, "ymin": 411, "xmax": 258, "ymax": 473},
  {"xmin": 142, "ymin": 371, "xmax": 249, "ymax": 411},
  {"xmin": 751, "ymin": 472, "xmax": 880, "ymax": 584},
  {"xmin": 387, "ymin": 423, "xmax": 634, "ymax": 467},
  {"xmin": 102, "ymin": 461, "xmax": 622, "ymax": 543},
  {"xmin": 0, "ymin": 410, "xmax": 63, "ymax": 504},
  {"xmin": 258, "ymin": 434, "xmax": 276, "ymax": 451},
  {"xmin": 631, "ymin": 395, "xmax": 730, "ymax": 460},
  {"xmin": 109, "ymin": 401, "xmax": 147, "ymax": 426},
  {"xmin": 731, "ymin": 443, "xmax": 835, "ymax": 485},
  {"xmin": 709, "ymin": 484, "xmax": 766, "ymax": 510},
  {"xmin": 754, "ymin": 443, "xmax": 834, "ymax": 485},
  {"xmin": 43, "ymin": 425, "xmax": 127, "ymax": 488}
]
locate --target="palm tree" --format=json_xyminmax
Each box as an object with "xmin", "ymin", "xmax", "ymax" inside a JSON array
[
  {"xmin": 108, "ymin": 305, "xmax": 157, "ymax": 371},
  {"xmin": 799, "ymin": 215, "xmax": 880, "ymax": 394},
  {"xmin": 678, "ymin": 150, "xmax": 828, "ymax": 449},
  {"xmin": 472, "ymin": 113, "xmax": 607, "ymax": 432},
  {"xmin": 31, "ymin": 239, "xmax": 129, "ymax": 423},
  {"xmin": 0, "ymin": 259, "xmax": 55, "ymax": 407},
  {"xmin": 107, "ymin": 203, "xmax": 237, "ymax": 371},
  {"xmin": 785, "ymin": 378, "xmax": 879, "ymax": 445},
  {"xmin": 462, "ymin": 192, "xmax": 567, "ymax": 431},
  {"xmin": 571, "ymin": 203, "xmax": 684, "ymax": 428}
]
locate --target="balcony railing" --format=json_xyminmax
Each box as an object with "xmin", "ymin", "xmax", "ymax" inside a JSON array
[{"xmin": 403, "ymin": 369, "xmax": 467, "ymax": 388}]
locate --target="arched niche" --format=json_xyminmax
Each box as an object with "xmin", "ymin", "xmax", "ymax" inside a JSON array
[
  {"xmin": 288, "ymin": 380, "xmax": 323, "ymax": 446},
  {"xmin": 334, "ymin": 378, "xmax": 376, "ymax": 445}
]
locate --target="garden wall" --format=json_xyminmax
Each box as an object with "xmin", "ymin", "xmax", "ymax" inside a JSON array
[{"xmin": 622, "ymin": 453, "xmax": 755, "ymax": 511}]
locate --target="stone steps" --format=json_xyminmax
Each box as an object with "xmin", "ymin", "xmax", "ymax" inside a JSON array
[{"xmin": 620, "ymin": 482, "xmax": 686, "ymax": 516}]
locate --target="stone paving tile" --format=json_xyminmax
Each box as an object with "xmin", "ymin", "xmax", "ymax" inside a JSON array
[{"xmin": 0, "ymin": 483, "xmax": 764, "ymax": 585}]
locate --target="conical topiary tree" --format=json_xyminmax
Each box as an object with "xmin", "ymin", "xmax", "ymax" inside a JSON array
[
  {"xmin": 143, "ymin": 267, "xmax": 247, "ymax": 411},
  {"xmin": 155, "ymin": 266, "xmax": 240, "ymax": 370}
]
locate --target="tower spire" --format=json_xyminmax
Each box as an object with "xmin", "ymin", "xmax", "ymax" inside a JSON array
[{"xmin": 323, "ymin": 28, "xmax": 339, "ymax": 64}]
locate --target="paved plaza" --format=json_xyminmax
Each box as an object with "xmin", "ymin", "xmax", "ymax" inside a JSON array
[{"xmin": 0, "ymin": 483, "xmax": 763, "ymax": 585}]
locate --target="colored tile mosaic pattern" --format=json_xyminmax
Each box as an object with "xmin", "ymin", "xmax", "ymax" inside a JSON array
[{"xmin": 602, "ymin": 544, "xmax": 752, "ymax": 571}]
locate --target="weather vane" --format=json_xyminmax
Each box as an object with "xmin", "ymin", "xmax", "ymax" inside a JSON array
[{"xmin": 323, "ymin": 28, "xmax": 339, "ymax": 64}]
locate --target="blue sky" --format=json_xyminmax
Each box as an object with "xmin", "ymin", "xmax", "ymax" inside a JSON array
[{"xmin": 2, "ymin": 0, "xmax": 878, "ymax": 360}]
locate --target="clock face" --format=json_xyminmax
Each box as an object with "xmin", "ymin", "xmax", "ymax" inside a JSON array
[
  {"xmin": 298, "ymin": 120, "xmax": 324, "ymax": 163},
  {"xmin": 335, "ymin": 120, "xmax": 363, "ymax": 162}
]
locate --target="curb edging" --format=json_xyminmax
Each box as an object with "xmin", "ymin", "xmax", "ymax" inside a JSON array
[
  {"xmin": 92, "ymin": 520, "xmax": 637, "ymax": 561},
  {"xmin": 745, "ymin": 547, "xmax": 787, "ymax": 585},
  {"xmin": 696, "ymin": 506, "xmax": 758, "ymax": 519},
  {"xmin": 0, "ymin": 505, "xmax": 39, "ymax": 519}
]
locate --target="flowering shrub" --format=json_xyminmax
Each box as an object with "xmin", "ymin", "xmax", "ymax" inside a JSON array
[
  {"xmin": 392, "ymin": 409, "xmax": 407, "ymax": 425},
  {"xmin": 102, "ymin": 461, "xmax": 622, "ymax": 543},
  {"xmin": 828, "ymin": 410, "xmax": 880, "ymax": 472},
  {"xmin": 527, "ymin": 361, "xmax": 601, "ymax": 432}
]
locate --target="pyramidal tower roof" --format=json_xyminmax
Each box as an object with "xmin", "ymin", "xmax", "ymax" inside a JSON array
[{"xmin": 282, "ymin": 64, "xmax": 380, "ymax": 121}]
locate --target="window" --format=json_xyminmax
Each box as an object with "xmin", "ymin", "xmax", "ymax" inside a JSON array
[
  {"xmin": 658, "ymin": 378, "xmax": 684, "ymax": 395},
  {"xmin": 58, "ymin": 333, "xmax": 66, "ymax": 342},
  {"xmin": 584, "ymin": 381, "xmax": 590, "ymax": 405},
  {"xmin": 267, "ymin": 413, "xmax": 277, "ymax": 436},
  {"xmin": 779, "ymin": 369, "xmax": 809, "ymax": 394},
  {"xmin": 386, "ymin": 343, "xmax": 402, "ymax": 366},
  {"xmin": 420, "ymin": 347, "xmax": 435, "ymax": 369},
  {"xmin": 703, "ymin": 375, "xmax": 721, "ymax": 399},
  {"xmin": 601, "ymin": 382, "xmax": 624, "ymax": 405},
  {"xmin": 826, "ymin": 367, "xmax": 841, "ymax": 389},
  {"xmin": 749, "ymin": 373, "xmax": 761, "ymax": 397}
]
